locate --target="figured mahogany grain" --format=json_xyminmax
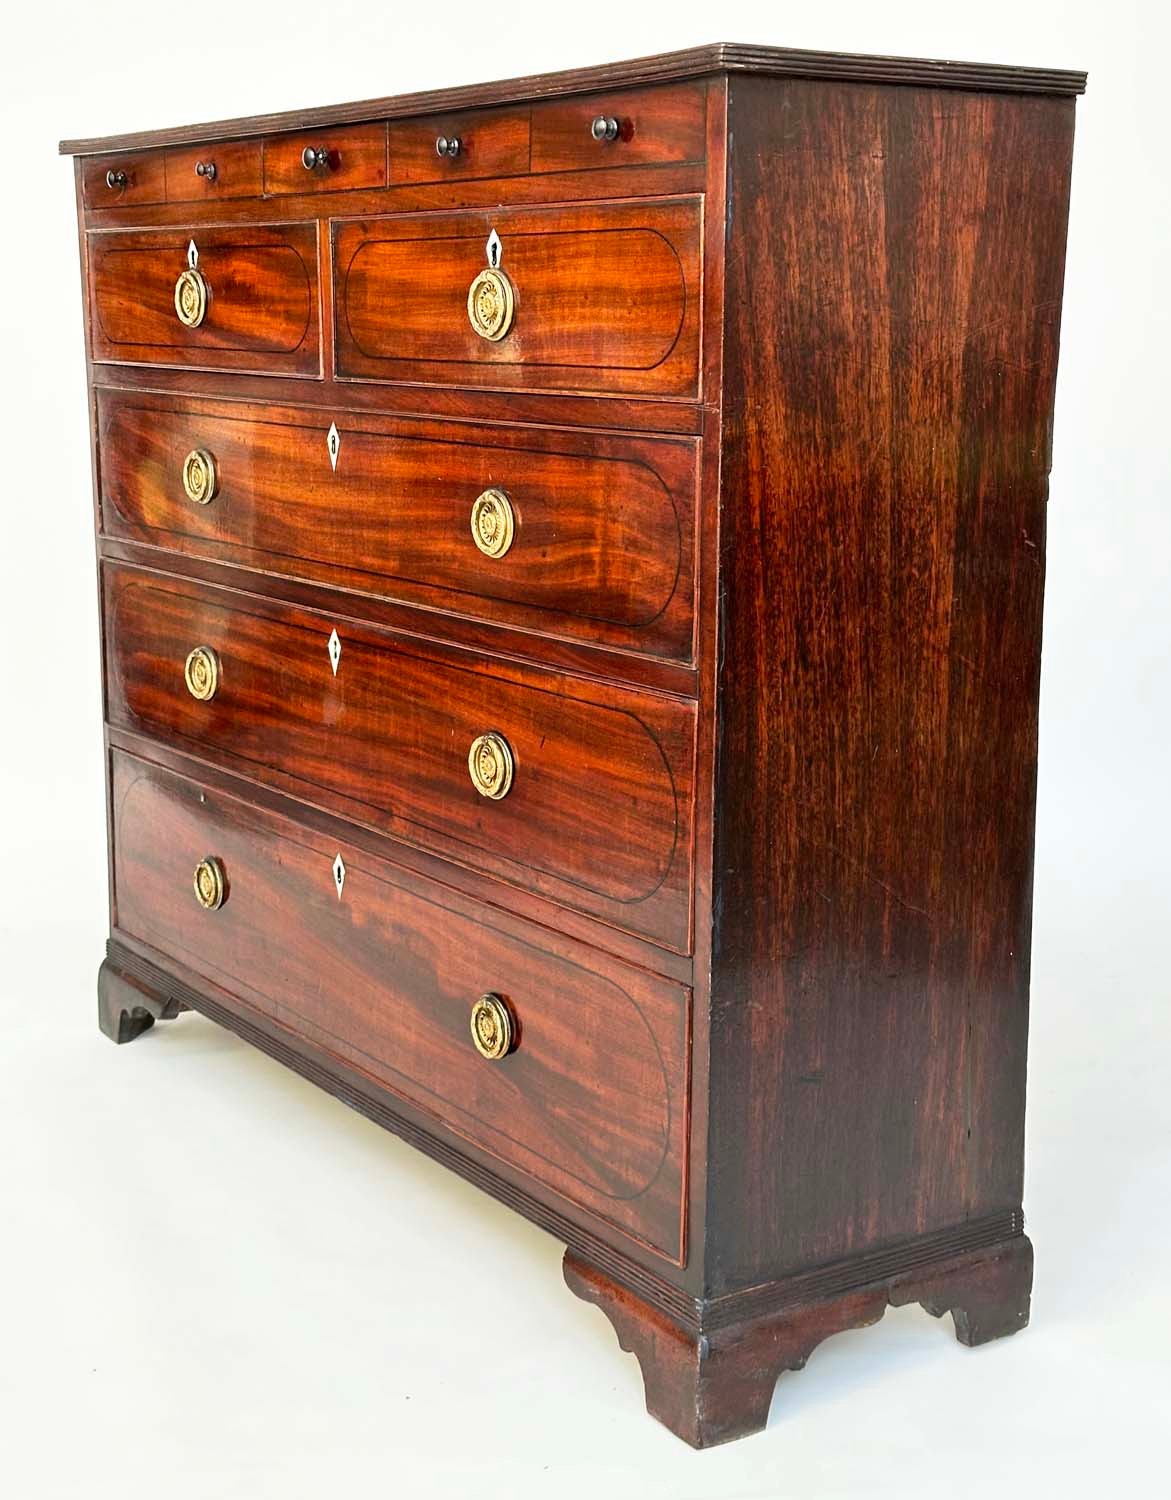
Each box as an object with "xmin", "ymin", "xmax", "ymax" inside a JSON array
[
  {"xmin": 88, "ymin": 223, "xmax": 320, "ymax": 375},
  {"xmin": 81, "ymin": 150, "xmax": 166, "ymax": 209},
  {"xmin": 389, "ymin": 108, "xmax": 530, "ymax": 184},
  {"xmin": 530, "ymin": 81, "xmax": 706, "ymax": 172},
  {"xmin": 333, "ymin": 199, "xmax": 701, "ymax": 396},
  {"xmin": 103, "ymin": 563, "xmax": 696, "ymax": 949},
  {"xmin": 111, "ymin": 751, "xmax": 690, "ymax": 1257},
  {"xmin": 263, "ymin": 122, "xmax": 388, "ymax": 194},
  {"xmin": 97, "ymin": 390, "xmax": 697, "ymax": 661},
  {"xmin": 164, "ymin": 140, "xmax": 263, "ymax": 202}
]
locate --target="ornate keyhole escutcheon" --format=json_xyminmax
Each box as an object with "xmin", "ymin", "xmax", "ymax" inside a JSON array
[
  {"xmin": 467, "ymin": 228, "xmax": 515, "ymax": 342},
  {"xmin": 175, "ymin": 240, "xmax": 208, "ymax": 328}
]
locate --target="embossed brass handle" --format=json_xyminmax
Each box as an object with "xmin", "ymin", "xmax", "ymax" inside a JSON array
[
  {"xmin": 467, "ymin": 266, "xmax": 515, "ymax": 342},
  {"xmin": 182, "ymin": 448, "xmax": 218, "ymax": 505},
  {"xmin": 435, "ymin": 134, "xmax": 462, "ymax": 159},
  {"xmin": 591, "ymin": 115, "xmax": 620, "ymax": 142},
  {"xmin": 184, "ymin": 645, "xmax": 219, "ymax": 701},
  {"xmin": 105, "ymin": 168, "xmax": 128, "ymax": 190},
  {"xmin": 468, "ymin": 731, "xmax": 513, "ymax": 800},
  {"xmin": 193, "ymin": 856, "xmax": 227, "ymax": 911},
  {"xmin": 470, "ymin": 488, "xmax": 515, "ymax": 558},
  {"xmin": 174, "ymin": 267, "xmax": 208, "ymax": 328},
  {"xmin": 470, "ymin": 993, "xmax": 514, "ymax": 1060}
]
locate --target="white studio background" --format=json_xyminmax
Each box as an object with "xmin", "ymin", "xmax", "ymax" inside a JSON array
[{"xmin": 0, "ymin": 3, "xmax": 1166, "ymax": 1497}]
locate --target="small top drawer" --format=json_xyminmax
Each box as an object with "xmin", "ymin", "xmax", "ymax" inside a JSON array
[
  {"xmin": 82, "ymin": 151, "xmax": 166, "ymax": 210},
  {"xmin": 165, "ymin": 140, "xmax": 263, "ymax": 201},
  {"xmin": 530, "ymin": 82, "xmax": 706, "ymax": 172},
  {"xmin": 263, "ymin": 122, "xmax": 387, "ymax": 194},
  {"xmin": 389, "ymin": 108, "xmax": 529, "ymax": 184}
]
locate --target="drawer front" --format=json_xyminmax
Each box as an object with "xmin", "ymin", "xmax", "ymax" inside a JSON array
[
  {"xmin": 88, "ymin": 224, "xmax": 321, "ymax": 375},
  {"xmin": 389, "ymin": 108, "xmax": 529, "ymax": 184},
  {"xmin": 105, "ymin": 567, "xmax": 695, "ymax": 950},
  {"xmin": 530, "ymin": 82, "xmax": 707, "ymax": 172},
  {"xmin": 97, "ymin": 391, "xmax": 697, "ymax": 662},
  {"xmin": 165, "ymin": 141, "xmax": 263, "ymax": 201},
  {"xmin": 112, "ymin": 752, "xmax": 689, "ymax": 1260},
  {"xmin": 263, "ymin": 123, "xmax": 388, "ymax": 194},
  {"xmin": 334, "ymin": 199, "xmax": 701, "ymax": 397},
  {"xmin": 82, "ymin": 151, "xmax": 167, "ymax": 209}
]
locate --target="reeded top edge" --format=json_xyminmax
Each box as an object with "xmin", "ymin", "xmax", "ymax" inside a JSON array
[{"xmin": 59, "ymin": 42, "xmax": 1088, "ymax": 155}]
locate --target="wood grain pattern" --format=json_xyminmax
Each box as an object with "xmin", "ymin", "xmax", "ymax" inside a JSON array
[
  {"xmin": 333, "ymin": 199, "xmax": 701, "ymax": 396},
  {"xmin": 88, "ymin": 223, "xmax": 320, "ymax": 375},
  {"xmin": 703, "ymin": 76, "xmax": 1077, "ymax": 1294},
  {"xmin": 164, "ymin": 140, "xmax": 263, "ymax": 201},
  {"xmin": 81, "ymin": 150, "xmax": 166, "ymax": 208},
  {"xmin": 111, "ymin": 751, "xmax": 690, "ymax": 1258},
  {"xmin": 104, "ymin": 563, "xmax": 696, "ymax": 950},
  {"xmin": 96, "ymin": 390, "xmax": 697, "ymax": 661},
  {"xmin": 262, "ymin": 122, "xmax": 387, "ymax": 194},
  {"xmin": 389, "ymin": 107, "xmax": 530, "ymax": 184},
  {"xmin": 60, "ymin": 43, "xmax": 1086, "ymax": 155},
  {"xmin": 530, "ymin": 82, "xmax": 706, "ymax": 172}
]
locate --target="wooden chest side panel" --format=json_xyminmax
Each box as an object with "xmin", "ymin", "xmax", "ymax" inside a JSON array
[
  {"xmin": 111, "ymin": 752, "xmax": 689, "ymax": 1259},
  {"xmin": 706, "ymin": 78, "xmax": 1076, "ymax": 1293}
]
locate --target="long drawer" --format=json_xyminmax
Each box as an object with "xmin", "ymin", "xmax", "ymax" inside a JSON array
[
  {"xmin": 111, "ymin": 751, "xmax": 689, "ymax": 1260},
  {"xmin": 97, "ymin": 390, "xmax": 698, "ymax": 662},
  {"xmin": 333, "ymin": 198, "xmax": 702, "ymax": 397},
  {"xmin": 104, "ymin": 564, "xmax": 695, "ymax": 951},
  {"xmin": 88, "ymin": 223, "xmax": 321, "ymax": 375}
]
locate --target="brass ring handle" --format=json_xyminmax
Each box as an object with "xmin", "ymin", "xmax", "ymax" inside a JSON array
[
  {"xmin": 470, "ymin": 488, "xmax": 515, "ymax": 558},
  {"xmin": 470, "ymin": 993, "xmax": 514, "ymax": 1060},
  {"xmin": 468, "ymin": 731, "xmax": 513, "ymax": 800},
  {"xmin": 184, "ymin": 645, "xmax": 219, "ymax": 701},
  {"xmin": 181, "ymin": 448, "xmax": 218, "ymax": 505},
  {"xmin": 174, "ymin": 266, "xmax": 208, "ymax": 328},
  {"xmin": 467, "ymin": 266, "xmax": 515, "ymax": 342},
  {"xmin": 193, "ymin": 856, "xmax": 227, "ymax": 911}
]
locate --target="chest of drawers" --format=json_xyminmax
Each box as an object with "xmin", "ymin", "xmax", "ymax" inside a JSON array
[{"xmin": 64, "ymin": 43, "xmax": 1085, "ymax": 1447}]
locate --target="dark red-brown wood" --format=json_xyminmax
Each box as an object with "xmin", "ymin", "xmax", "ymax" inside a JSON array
[
  {"xmin": 96, "ymin": 389, "xmax": 698, "ymax": 661},
  {"xmin": 110, "ymin": 751, "xmax": 690, "ymax": 1258},
  {"xmin": 103, "ymin": 563, "xmax": 696, "ymax": 949},
  {"xmin": 529, "ymin": 81, "xmax": 706, "ymax": 172},
  {"xmin": 81, "ymin": 149, "xmax": 167, "ymax": 208},
  {"xmin": 88, "ymin": 223, "xmax": 320, "ymax": 375},
  {"xmin": 164, "ymin": 140, "xmax": 263, "ymax": 202},
  {"xmin": 388, "ymin": 107, "xmax": 530, "ymax": 184},
  {"xmin": 333, "ymin": 198, "xmax": 702, "ymax": 396},
  {"xmin": 262, "ymin": 122, "xmax": 388, "ymax": 194}
]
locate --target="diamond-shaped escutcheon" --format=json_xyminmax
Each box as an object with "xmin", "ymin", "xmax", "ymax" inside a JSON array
[
  {"xmin": 327, "ymin": 422, "xmax": 341, "ymax": 471},
  {"xmin": 332, "ymin": 853, "xmax": 346, "ymax": 899},
  {"xmin": 327, "ymin": 628, "xmax": 341, "ymax": 675}
]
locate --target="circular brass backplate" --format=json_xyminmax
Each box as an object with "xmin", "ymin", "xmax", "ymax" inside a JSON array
[
  {"xmin": 184, "ymin": 645, "xmax": 219, "ymax": 701},
  {"xmin": 468, "ymin": 731, "xmax": 514, "ymax": 800},
  {"xmin": 467, "ymin": 266, "xmax": 515, "ymax": 341},
  {"xmin": 182, "ymin": 448, "xmax": 218, "ymax": 505},
  {"xmin": 193, "ymin": 856, "xmax": 227, "ymax": 911},
  {"xmin": 470, "ymin": 993, "xmax": 514, "ymax": 1060},
  {"xmin": 174, "ymin": 266, "xmax": 208, "ymax": 328},
  {"xmin": 470, "ymin": 488, "xmax": 515, "ymax": 558}
]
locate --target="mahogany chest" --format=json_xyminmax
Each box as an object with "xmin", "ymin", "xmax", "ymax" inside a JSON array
[{"xmin": 63, "ymin": 43, "xmax": 1085, "ymax": 1446}]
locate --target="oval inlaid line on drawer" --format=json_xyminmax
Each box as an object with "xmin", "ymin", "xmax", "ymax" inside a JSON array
[
  {"xmin": 97, "ymin": 393, "xmax": 697, "ymax": 661},
  {"xmin": 111, "ymin": 752, "xmax": 689, "ymax": 1257},
  {"xmin": 88, "ymin": 225, "xmax": 320, "ymax": 375},
  {"xmin": 104, "ymin": 567, "xmax": 695, "ymax": 950}
]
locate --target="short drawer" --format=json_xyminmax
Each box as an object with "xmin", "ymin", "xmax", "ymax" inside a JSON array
[
  {"xmin": 97, "ymin": 391, "xmax": 697, "ymax": 662},
  {"xmin": 104, "ymin": 565, "xmax": 695, "ymax": 951},
  {"xmin": 165, "ymin": 140, "xmax": 263, "ymax": 201},
  {"xmin": 389, "ymin": 107, "xmax": 529, "ymax": 184},
  {"xmin": 530, "ymin": 82, "xmax": 707, "ymax": 172},
  {"xmin": 88, "ymin": 224, "xmax": 320, "ymax": 376},
  {"xmin": 263, "ymin": 122, "xmax": 387, "ymax": 194},
  {"xmin": 82, "ymin": 151, "xmax": 167, "ymax": 209},
  {"xmin": 111, "ymin": 751, "xmax": 689, "ymax": 1260},
  {"xmin": 333, "ymin": 198, "xmax": 701, "ymax": 397}
]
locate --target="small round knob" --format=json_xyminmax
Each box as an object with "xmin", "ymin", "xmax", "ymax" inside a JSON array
[
  {"xmin": 195, "ymin": 160, "xmax": 217, "ymax": 182},
  {"xmin": 301, "ymin": 144, "xmax": 332, "ymax": 171},
  {"xmin": 470, "ymin": 489, "xmax": 515, "ymax": 558},
  {"xmin": 591, "ymin": 115, "xmax": 620, "ymax": 143},
  {"xmin": 467, "ymin": 266, "xmax": 515, "ymax": 342},
  {"xmin": 435, "ymin": 134, "xmax": 462, "ymax": 159},
  {"xmin": 468, "ymin": 731, "xmax": 514, "ymax": 800},
  {"xmin": 105, "ymin": 168, "xmax": 128, "ymax": 190},
  {"xmin": 174, "ymin": 267, "xmax": 208, "ymax": 328},
  {"xmin": 470, "ymin": 993, "xmax": 515, "ymax": 1060},
  {"xmin": 184, "ymin": 645, "xmax": 219, "ymax": 702},
  {"xmin": 193, "ymin": 857, "xmax": 227, "ymax": 911},
  {"xmin": 181, "ymin": 449, "xmax": 218, "ymax": 505}
]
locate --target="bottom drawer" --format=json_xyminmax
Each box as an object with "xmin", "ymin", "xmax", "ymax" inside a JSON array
[{"xmin": 110, "ymin": 751, "xmax": 689, "ymax": 1261}]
